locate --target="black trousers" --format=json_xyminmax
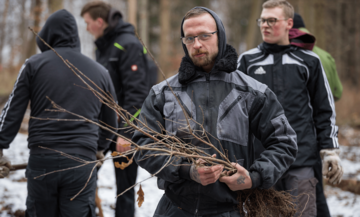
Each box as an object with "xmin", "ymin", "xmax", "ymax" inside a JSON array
[
  {"xmin": 105, "ymin": 143, "xmax": 138, "ymax": 217},
  {"xmin": 25, "ymin": 153, "xmax": 97, "ymax": 217},
  {"xmin": 154, "ymin": 194, "xmax": 242, "ymax": 217},
  {"xmin": 255, "ymin": 141, "xmax": 331, "ymax": 217},
  {"xmin": 314, "ymin": 153, "xmax": 331, "ymax": 217},
  {"xmin": 273, "ymin": 167, "xmax": 318, "ymax": 217}
]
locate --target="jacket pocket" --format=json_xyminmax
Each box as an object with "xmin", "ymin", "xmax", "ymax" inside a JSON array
[
  {"xmin": 164, "ymin": 91, "xmax": 197, "ymax": 137},
  {"xmin": 217, "ymin": 88, "xmax": 249, "ymax": 146},
  {"xmin": 297, "ymin": 177, "xmax": 318, "ymax": 216},
  {"xmin": 26, "ymin": 168, "xmax": 48, "ymax": 201},
  {"xmin": 270, "ymin": 114, "xmax": 295, "ymax": 143},
  {"xmin": 154, "ymin": 194, "xmax": 173, "ymax": 216},
  {"xmin": 26, "ymin": 197, "xmax": 37, "ymax": 217},
  {"xmin": 88, "ymin": 196, "xmax": 96, "ymax": 217}
]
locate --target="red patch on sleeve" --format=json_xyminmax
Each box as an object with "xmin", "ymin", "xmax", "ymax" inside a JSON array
[{"xmin": 131, "ymin": 65, "xmax": 138, "ymax": 71}]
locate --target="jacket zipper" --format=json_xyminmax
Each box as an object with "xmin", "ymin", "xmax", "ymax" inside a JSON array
[
  {"xmin": 194, "ymin": 73, "xmax": 210, "ymax": 216},
  {"xmin": 219, "ymin": 95, "xmax": 242, "ymax": 122},
  {"xmin": 205, "ymin": 73, "xmax": 210, "ymax": 132},
  {"xmin": 194, "ymin": 185, "xmax": 201, "ymax": 216},
  {"xmin": 176, "ymin": 93, "xmax": 192, "ymax": 118},
  {"xmin": 281, "ymin": 118, "xmax": 290, "ymax": 142}
]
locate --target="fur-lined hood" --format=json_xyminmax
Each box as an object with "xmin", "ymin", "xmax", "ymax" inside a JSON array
[
  {"xmin": 178, "ymin": 7, "xmax": 237, "ymax": 84},
  {"xmin": 178, "ymin": 44, "xmax": 238, "ymax": 84}
]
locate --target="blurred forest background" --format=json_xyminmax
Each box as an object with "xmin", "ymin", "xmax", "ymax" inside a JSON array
[{"xmin": 0, "ymin": 0, "xmax": 359, "ymax": 125}]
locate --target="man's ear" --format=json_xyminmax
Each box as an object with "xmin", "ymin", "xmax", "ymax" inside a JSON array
[
  {"xmin": 96, "ymin": 17, "xmax": 105, "ymax": 27},
  {"xmin": 287, "ymin": 18, "xmax": 294, "ymax": 30}
]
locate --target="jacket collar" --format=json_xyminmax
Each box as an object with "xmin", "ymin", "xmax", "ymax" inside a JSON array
[
  {"xmin": 178, "ymin": 44, "xmax": 238, "ymax": 84},
  {"xmin": 95, "ymin": 18, "xmax": 135, "ymax": 52},
  {"xmin": 260, "ymin": 42, "xmax": 294, "ymax": 54}
]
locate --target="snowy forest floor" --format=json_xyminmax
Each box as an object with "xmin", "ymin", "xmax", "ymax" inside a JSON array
[{"xmin": 1, "ymin": 125, "xmax": 360, "ymax": 217}]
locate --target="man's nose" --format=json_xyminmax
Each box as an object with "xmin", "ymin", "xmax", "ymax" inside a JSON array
[
  {"xmin": 260, "ymin": 21, "xmax": 267, "ymax": 28},
  {"xmin": 192, "ymin": 37, "xmax": 202, "ymax": 49},
  {"xmin": 261, "ymin": 20, "xmax": 270, "ymax": 28}
]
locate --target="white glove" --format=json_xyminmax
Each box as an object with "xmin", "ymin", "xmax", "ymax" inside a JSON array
[
  {"xmin": 0, "ymin": 149, "xmax": 11, "ymax": 178},
  {"xmin": 96, "ymin": 150, "xmax": 105, "ymax": 167},
  {"xmin": 320, "ymin": 149, "xmax": 343, "ymax": 185}
]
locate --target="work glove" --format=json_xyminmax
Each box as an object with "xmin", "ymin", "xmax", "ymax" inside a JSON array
[
  {"xmin": 0, "ymin": 149, "xmax": 11, "ymax": 178},
  {"xmin": 96, "ymin": 150, "xmax": 105, "ymax": 167},
  {"xmin": 320, "ymin": 148, "xmax": 343, "ymax": 185}
]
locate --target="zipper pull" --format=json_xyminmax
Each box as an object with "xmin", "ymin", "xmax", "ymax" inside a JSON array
[
  {"xmin": 205, "ymin": 73, "xmax": 210, "ymax": 81},
  {"xmin": 194, "ymin": 208, "xmax": 198, "ymax": 217}
]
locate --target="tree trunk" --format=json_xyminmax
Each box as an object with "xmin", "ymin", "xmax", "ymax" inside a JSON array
[
  {"xmin": 139, "ymin": 0, "xmax": 149, "ymax": 46},
  {"xmin": 128, "ymin": 0, "xmax": 137, "ymax": 29},
  {"xmin": 19, "ymin": 0, "xmax": 29, "ymax": 64},
  {"xmin": 0, "ymin": 0, "xmax": 10, "ymax": 65},
  {"xmin": 26, "ymin": 0, "xmax": 42, "ymax": 58},
  {"xmin": 159, "ymin": 0, "xmax": 170, "ymax": 77},
  {"xmin": 314, "ymin": 0, "xmax": 326, "ymax": 49},
  {"xmin": 246, "ymin": 0, "xmax": 262, "ymax": 50},
  {"xmin": 48, "ymin": 0, "xmax": 63, "ymax": 14}
]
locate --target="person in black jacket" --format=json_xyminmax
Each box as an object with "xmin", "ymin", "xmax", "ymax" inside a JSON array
[
  {"xmin": 80, "ymin": 2, "xmax": 155, "ymax": 217},
  {"xmin": 132, "ymin": 7, "xmax": 297, "ymax": 216},
  {"xmin": 0, "ymin": 9, "xmax": 117, "ymax": 217},
  {"xmin": 237, "ymin": 1, "xmax": 343, "ymax": 216}
]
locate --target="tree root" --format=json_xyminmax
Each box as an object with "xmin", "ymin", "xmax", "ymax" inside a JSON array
[{"xmin": 237, "ymin": 188, "xmax": 296, "ymax": 217}]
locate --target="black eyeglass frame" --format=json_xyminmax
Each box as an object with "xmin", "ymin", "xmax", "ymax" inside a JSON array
[
  {"xmin": 180, "ymin": 31, "xmax": 218, "ymax": 44},
  {"xmin": 256, "ymin": 18, "xmax": 288, "ymax": 27}
]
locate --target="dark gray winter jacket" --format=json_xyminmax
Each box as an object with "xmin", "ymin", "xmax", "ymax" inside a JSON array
[{"xmin": 133, "ymin": 7, "xmax": 297, "ymax": 215}]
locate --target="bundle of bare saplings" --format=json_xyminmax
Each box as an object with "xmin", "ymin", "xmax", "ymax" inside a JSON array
[{"xmin": 30, "ymin": 27, "xmax": 298, "ymax": 217}]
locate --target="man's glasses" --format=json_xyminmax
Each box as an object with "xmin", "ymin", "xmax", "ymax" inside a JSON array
[
  {"xmin": 181, "ymin": 31, "xmax": 218, "ymax": 45},
  {"xmin": 257, "ymin": 18, "xmax": 287, "ymax": 27}
]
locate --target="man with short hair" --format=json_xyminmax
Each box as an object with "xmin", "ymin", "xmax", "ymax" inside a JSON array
[
  {"xmin": 237, "ymin": 1, "xmax": 343, "ymax": 216},
  {"xmin": 81, "ymin": 2, "xmax": 154, "ymax": 217},
  {"xmin": 0, "ymin": 9, "xmax": 117, "ymax": 217},
  {"xmin": 132, "ymin": 6, "xmax": 297, "ymax": 216}
]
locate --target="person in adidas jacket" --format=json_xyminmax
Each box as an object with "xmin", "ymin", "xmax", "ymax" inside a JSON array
[
  {"xmin": 237, "ymin": 1, "xmax": 342, "ymax": 216},
  {"xmin": 0, "ymin": 10, "xmax": 117, "ymax": 217},
  {"xmin": 132, "ymin": 7, "xmax": 297, "ymax": 216}
]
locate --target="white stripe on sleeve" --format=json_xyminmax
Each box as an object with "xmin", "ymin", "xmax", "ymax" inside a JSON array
[
  {"xmin": 300, "ymin": 50, "xmax": 338, "ymax": 148},
  {"xmin": 0, "ymin": 60, "xmax": 28, "ymax": 132}
]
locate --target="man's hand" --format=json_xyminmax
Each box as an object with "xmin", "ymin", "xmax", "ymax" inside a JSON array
[
  {"xmin": 320, "ymin": 148, "xmax": 343, "ymax": 185},
  {"xmin": 189, "ymin": 154, "xmax": 224, "ymax": 186},
  {"xmin": 116, "ymin": 137, "xmax": 132, "ymax": 153},
  {"xmin": 0, "ymin": 149, "xmax": 11, "ymax": 178},
  {"xmin": 96, "ymin": 151, "xmax": 105, "ymax": 167},
  {"xmin": 219, "ymin": 163, "xmax": 252, "ymax": 191}
]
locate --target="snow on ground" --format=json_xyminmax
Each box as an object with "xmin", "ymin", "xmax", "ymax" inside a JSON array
[
  {"xmin": 1, "ymin": 133, "xmax": 360, "ymax": 216},
  {"xmin": 97, "ymin": 152, "xmax": 163, "ymax": 217},
  {"xmin": 326, "ymin": 185, "xmax": 360, "ymax": 216},
  {"xmin": 0, "ymin": 133, "xmax": 163, "ymax": 217}
]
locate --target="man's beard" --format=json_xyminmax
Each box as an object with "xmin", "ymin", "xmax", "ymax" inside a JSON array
[{"xmin": 190, "ymin": 49, "xmax": 217, "ymax": 68}]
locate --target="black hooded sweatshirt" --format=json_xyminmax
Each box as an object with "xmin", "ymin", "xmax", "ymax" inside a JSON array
[
  {"xmin": 0, "ymin": 9, "xmax": 117, "ymax": 159},
  {"xmin": 94, "ymin": 9, "xmax": 153, "ymax": 138},
  {"xmin": 133, "ymin": 7, "xmax": 297, "ymax": 215}
]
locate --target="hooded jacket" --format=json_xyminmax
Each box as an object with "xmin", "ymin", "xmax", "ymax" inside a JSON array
[
  {"xmin": 94, "ymin": 9, "xmax": 153, "ymax": 138},
  {"xmin": 133, "ymin": 7, "xmax": 297, "ymax": 215},
  {"xmin": 237, "ymin": 30, "xmax": 339, "ymax": 169},
  {"xmin": 0, "ymin": 10, "xmax": 117, "ymax": 159},
  {"xmin": 296, "ymin": 28, "xmax": 343, "ymax": 100}
]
